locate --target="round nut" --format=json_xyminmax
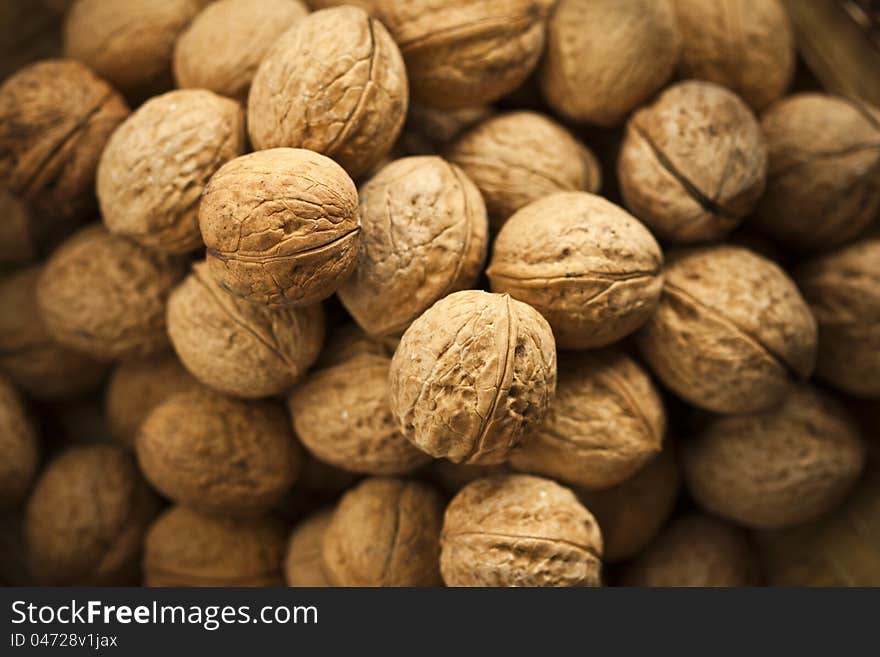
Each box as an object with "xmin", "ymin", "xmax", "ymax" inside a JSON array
[
  {"xmin": 0, "ymin": 376, "xmax": 39, "ymax": 510},
  {"xmin": 97, "ymin": 89, "xmax": 245, "ymax": 253},
  {"xmin": 683, "ymin": 384, "xmax": 866, "ymax": 530},
  {"xmin": 389, "ymin": 290, "xmax": 557, "ymax": 465},
  {"xmin": 636, "ymin": 245, "xmax": 817, "ymax": 414},
  {"xmin": 337, "ymin": 156, "xmax": 488, "ymax": 337},
  {"xmin": 167, "ymin": 261, "xmax": 325, "ymax": 398},
  {"xmin": 322, "ymin": 477, "xmax": 444, "ymax": 586},
  {"xmin": 618, "ymin": 80, "xmax": 767, "ymax": 243},
  {"xmin": 440, "ymin": 474, "xmax": 602, "ymax": 587},
  {"xmin": 284, "ymin": 509, "xmax": 334, "ymax": 587},
  {"xmin": 200, "ymin": 148, "xmax": 360, "ymax": 308},
  {"xmin": 248, "ymin": 6, "xmax": 407, "ymax": 178},
  {"xmin": 487, "ymin": 192, "xmax": 664, "ymax": 350}
]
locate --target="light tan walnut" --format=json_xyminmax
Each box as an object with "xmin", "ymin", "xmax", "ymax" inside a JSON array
[{"xmin": 284, "ymin": 509, "xmax": 334, "ymax": 587}]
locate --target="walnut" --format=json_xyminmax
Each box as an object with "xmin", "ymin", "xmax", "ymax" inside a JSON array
[
  {"xmin": 284, "ymin": 509, "xmax": 334, "ymax": 587},
  {"xmin": 314, "ymin": 323, "xmax": 395, "ymax": 370},
  {"xmin": 248, "ymin": 6, "xmax": 407, "ymax": 179},
  {"xmin": 389, "ymin": 290, "xmax": 557, "ymax": 465},
  {"xmin": 174, "ymin": 0, "xmax": 308, "ymax": 102},
  {"xmin": 25, "ymin": 445, "xmax": 160, "ymax": 585},
  {"xmin": 0, "ymin": 189, "xmax": 36, "ymax": 266},
  {"xmin": 540, "ymin": 0, "xmax": 681, "ymax": 127},
  {"xmin": 683, "ymin": 385, "xmax": 866, "ymax": 530},
  {"xmin": 440, "ymin": 474, "xmax": 602, "ymax": 587},
  {"xmin": 618, "ymin": 80, "xmax": 767, "ymax": 243},
  {"xmin": 337, "ymin": 156, "xmax": 488, "ymax": 337},
  {"xmin": 0, "ymin": 376, "xmax": 38, "ymax": 510},
  {"xmin": 636, "ymin": 245, "xmax": 817, "ymax": 414},
  {"xmin": 166, "ymin": 261, "xmax": 325, "ymax": 398},
  {"xmin": 36, "ymin": 225, "xmax": 185, "ymax": 361},
  {"xmin": 447, "ymin": 111, "xmax": 602, "ymax": 229},
  {"xmin": 426, "ymin": 461, "xmax": 511, "ymax": 496},
  {"xmin": 397, "ymin": 104, "xmax": 494, "ymax": 157},
  {"xmin": 322, "ymin": 477, "xmax": 444, "ymax": 586},
  {"xmin": 199, "ymin": 148, "xmax": 360, "ymax": 308},
  {"xmin": 97, "ymin": 89, "xmax": 245, "ymax": 253},
  {"xmin": 487, "ymin": 192, "xmax": 664, "ymax": 350}
]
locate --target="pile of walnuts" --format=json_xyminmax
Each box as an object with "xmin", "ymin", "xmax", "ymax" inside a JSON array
[{"xmin": 1, "ymin": 0, "xmax": 879, "ymax": 588}]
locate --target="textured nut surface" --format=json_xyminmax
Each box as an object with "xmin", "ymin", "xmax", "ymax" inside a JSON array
[
  {"xmin": 337, "ymin": 156, "xmax": 488, "ymax": 337},
  {"xmin": 0, "ymin": 376, "xmax": 38, "ymax": 510},
  {"xmin": 143, "ymin": 506, "xmax": 287, "ymax": 586},
  {"xmin": 683, "ymin": 385, "xmax": 866, "ymax": 530},
  {"xmin": 174, "ymin": 0, "xmax": 308, "ymax": 102},
  {"xmin": 540, "ymin": 0, "xmax": 681, "ymax": 126},
  {"xmin": 0, "ymin": 59, "xmax": 129, "ymax": 221},
  {"xmin": 619, "ymin": 512, "xmax": 759, "ymax": 587},
  {"xmin": 440, "ymin": 474, "xmax": 602, "ymax": 587},
  {"xmin": 636, "ymin": 245, "xmax": 817, "ymax": 414},
  {"xmin": 447, "ymin": 111, "xmax": 602, "ymax": 228},
  {"xmin": 248, "ymin": 6, "xmax": 407, "ymax": 178},
  {"xmin": 389, "ymin": 290, "xmax": 557, "ymax": 465},
  {"xmin": 25, "ymin": 445, "xmax": 160, "ymax": 586},
  {"xmin": 37, "ymin": 225, "xmax": 185, "ymax": 361},
  {"xmin": 284, "ymin": 509, "xmax": 333, "ymax": 587},
  {"xmin": 322, "ymin": 478, "xmax": 444, "ymax": 586},
  {"xmin": 487, "ymin": 192, "xmax": 664, "ymax": 350},
  {"xmin": 618, "ymin": 80, "xmax": 767, "ymax": 243},
  {"xmin": 98, "ymin": 89, "xmax": 245, "ymax": 253},
  {"xmin": 510, "ymin": 348, "xmax": 665, "ymax": 490},
  {"xmin": 200, "ymin": 148, "xmax": 360, "ymax": 307}
]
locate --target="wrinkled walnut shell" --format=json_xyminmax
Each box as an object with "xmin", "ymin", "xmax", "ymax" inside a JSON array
[
  {"xmin": 0, "ymin": 376, "xmax": 39, "ymax": 510},
  {"xmin": 284, "ymin": 509, "xmax": 334, "ymax": 587}
]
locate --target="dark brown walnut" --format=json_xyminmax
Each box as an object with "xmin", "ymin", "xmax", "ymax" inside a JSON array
[
  {"xmin": 752, "ymin": 94, "xmax": 880, "ymax": 251},
  {"xmin": 143, "ymin": 506, "xmax": 287, "ymax": 586},
  {"xmin": 167, "ymin": 261, "xmax": 325, "ymax": 398},
  {"xmin": 618, "ymin": 80, "xmax": 767, "ymax": 243},
  {"xmin": 389, "ymin": 290, "xmax": 557, "ymax": 465},
  {"xmin": 97, "ymin": 89, "xmax": 245, "ymax": 254},
  {"xmin": 427, "ymin": 461, "xmax": 511, "ymax": 496},
  {"xmin": 510, "ymin": 348, "xmax": 666, "ymax": 490},
  {"xmin": 322, "ymin": 478, "xmax": 444, "ymax": 586},
  {"xmin": 275, "ymin": 452, "xmax": 359, "ymax": 521},
  {"xmin": 37, "ymin": 225, "xmax": 185, "ymax": 362},
  {"xmin": 137, "ymin": 388, "xmax": 300, "ymax": 516},
  {"xmin": 288, "ymin": 352, "xmax": 431, "ymax": 476},
  {"xmin": 796, "ymin": 237, "xmax": 880, "ymax": 399},
  {"xmin": 200, "ymin": 148, "xmax": 360, "ymax": 307},
  {"xmin": 440, "ymin": 474, "xmax": 602, "ymax": 587},
  {"xmin": 578, "ymin": 448, "xmax": 681, "ymax": 563},
  {"xmin": 248, "ymin": 6, "xmax": 408, "ymax": 179},
  {"xmin": 284, "ymin": 509, "xmax": 334, "ymax": 587},
  {"xmin": 0, "ymin": 59, "xmax": 129, "ymax": 222},
  {"xmin": 25, "ymin": 445, "xmax": 160, "ymax": 586},
  {"xmin": 174, "ymin": 0, "xmax": 308, "ymax": 102},
  {"xmin": 0, "ymin": 266, "xmax": 108, "ymax": 401},
  {"xmin": 636, "ymin": 245, "xmax": 817, "ymax": 414},
  {"xmin": 337, "ymin": 156, "xmax": 489, "ymax": 337},
  {"xmin": 487, "ymin": 192, "xmax": 664, "ymax": 350},
  {"xmin": 0, "ymin": 189, "xmax": 36, "ymax": 266},
  {"xmin": 683, "ymin": 384, "xmax": 866, "ymax": 530},
  {"xmin": 447, "ymin": 111, "xmax": 602, "ymax": 229},
  {"xmin": 314, "ymin": 323, "xmax": 396, "ymax": 370},
  {"xmin": 397, "ymin": 104, "xmax": 494, "ymax": 157},
  {"xmin": 619, "ymin": 512, "xmax": 760, "ymax": 587},
  {"xmin": 63, "ymin": 0, "xmax": 202, "ymax": 99},
  {"xmin": 540, "ymin": 0, "xmax": 681, "ymax": 127},
  {"xmin": 0, "ymin": 376, "xmax": 38, "ymax": 510}
]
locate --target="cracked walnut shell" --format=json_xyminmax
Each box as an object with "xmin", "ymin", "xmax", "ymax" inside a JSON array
[
  {"xmin": 0, "ymin": 376, "xmax": 38, "ymax": 511},
  {"xmin": 284, "ymin": 509, "xmax": 334, "ymax": 587}
]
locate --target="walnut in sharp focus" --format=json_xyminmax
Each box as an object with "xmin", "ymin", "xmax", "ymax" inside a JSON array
[
  {"xmin": 0, "ymin": 376, "xmax": 39, "ymax": 511},
  {"xmin": 284, "ymin": 509, "xmax": 334, "ymax": 587}
]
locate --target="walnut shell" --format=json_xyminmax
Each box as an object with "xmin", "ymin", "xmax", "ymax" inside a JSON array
[
  {"xmin": 0, "ymin": 266, "xmax": 108, "ymax": 401},
  {"xmin": 0, "ymin": 376, "xmax": 38, "ymax": 510},
  {"xmin": 539, "ymin": 0, "xmax": 681, "ymax": 127},
  {"xmin": 25, "ymin": 445, "xmax": 160, "ymax": 585},
  {"xmin": 200, "ymin": 148, "xmax": 360, "ymax": 307},
  {"xmin": 683, "ymin": 385, "xmax": 866, "ymax": 530},
  {"xmin": 0, "ymin": 59, "xmax": 129, "ymax": 221},
  {"xmin": 337, "ymin": 156, "xmax": 488, "ymax": 337},
  {"xmin": 752, "ymin": 94, "xmax": 880, "ymax": 251},
  {"xmin": 487, "ymin": 192, "xmax": 664, "ymax": 350},
  {"xmin": 248, "ymin": 6, "xmax": 407, "ymax": 179},
  {"xmin": 97, "ymin": 89, "xmax": 245, "ymax": 253},
  {"xmin": 174, "ymin": 0, "xmax": 308, "ymax": 102},
  {"xmin": 37, "ymin": 225, "xmax": 185, "ymax": 361},
  {"xmin": 322, "ymin": 477, "xmax": 444, "ymax": 586},
  {"xmin": 167, "ymin": 261, "xmax": 325, "ymax": 398},
  {"xmin": 397, "ymin": 104, "xmax": 494, "ymax": 157},
  {"xmin": 389, "ymin": 290, "xmax": 557, "ymax": 465},
  {"xmin": 143, "ymin": 506, "xmax": 287, "ymax": 586},
  {"xmin": 619, "ymin": 512, "xmax": 760, "ymax": 587},
  {"xmin": 440, "ymin": 474, "xmax": 602, "ymax": 587},
  {"xmin": 618, "ymin": 80, "xmax": 767, "ymax": 243},
  {"xmin": 636, "ymin": 245, "xmax": 817, "ymax": 414},
  {"xmin": 510, "ymin": 348, "xmax": 666, "ymax": 490},
  {"xmin": 284, "ymin": 509, "xmax": 333, "ymax": 587}
]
